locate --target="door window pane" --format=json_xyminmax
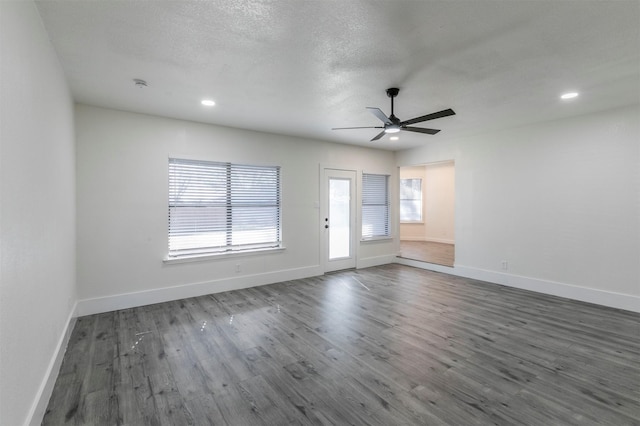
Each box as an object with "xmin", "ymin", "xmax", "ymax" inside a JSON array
[{"xmin": 329, "ymin": 178, "xmax": 350, "ymax": 259}]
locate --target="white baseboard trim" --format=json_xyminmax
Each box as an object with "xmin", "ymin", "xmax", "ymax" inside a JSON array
[
  {"xmin": 399, "ymin": 237, "xmax": 426, "ymax": 242},
  {"xmin": 456, "ymin": 265, "xmax": 639, "ymax": 313},
  {"xmin": 395, "ymin": 258, "xmax": 639, "ymax": 313},
  {"xmin": 76, "ymin": 265, "xmax": 323, "ymax": 317},
  {"xmin": 357, "ymin": 254, "xmax": 397, "ymax": 269},
  {"xmin": 27, "ymin": 303, "xmax": 77, "ymax": 426}
]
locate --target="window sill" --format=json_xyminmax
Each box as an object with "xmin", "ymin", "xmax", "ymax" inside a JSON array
[
  {"xmin": 360, "ymin": 236, "xmax": 393, "ymax": 243},
  {"xmin": 163, "ymin": 246, "xmax": 285, "ymax": 265}
]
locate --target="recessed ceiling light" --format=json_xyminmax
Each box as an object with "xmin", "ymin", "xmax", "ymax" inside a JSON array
[
  {"xmin": 560, "ymin": 92, "xmax": 579, "ymax": 100},
  {"xmin": 201, "ymin": 99, "xmax": 216, "ymax": 106},
  {"xmin": 390, "ymin": 136, "xmax": 399, "ymax": 141}
]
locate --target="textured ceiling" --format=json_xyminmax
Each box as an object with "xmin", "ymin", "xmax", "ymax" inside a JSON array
[{"xmin": 36, "ymin": 0, "xmax": 640, "ymax": 151}]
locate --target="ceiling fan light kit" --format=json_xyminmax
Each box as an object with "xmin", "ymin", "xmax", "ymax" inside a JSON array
[{"xmin": 332, "ymin": 88, "xmax": 455, "ymax": 141}]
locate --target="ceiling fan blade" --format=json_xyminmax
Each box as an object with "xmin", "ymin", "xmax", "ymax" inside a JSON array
[
  {"xmin": 371, "ymin": 130, "xmax": 387, "ymax": 141},
  {"xmin": 332, "ymin": 126, "xmax": 384, "ymax": 130},
  {"xmin": 366, "ymin": 107, "xmax": 391, "ymax": 124},
  {"xmin": 400, "ymin": 108, "xmax": 456, "ymax": 126},
  {"xmin": 402, "ymin": 126, "xmax": 441, "ymax": 135}
]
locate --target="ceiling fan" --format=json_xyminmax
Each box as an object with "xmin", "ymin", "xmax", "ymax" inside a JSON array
[{"xmin": 332, "ymin": 88, "xmax": 455, "ymax": 141}]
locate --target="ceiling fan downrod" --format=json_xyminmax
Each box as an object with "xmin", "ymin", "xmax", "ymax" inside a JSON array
[{"xmin": 387, "ymin": 87, "xmax": 399, "ymax": 119}]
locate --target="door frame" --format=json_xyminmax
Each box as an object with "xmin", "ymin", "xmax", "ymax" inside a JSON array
[
  {"xmin": 320, "ymin": 166, "xmax": 358, "ymax": 272},
  {"xmin": 398, "ymin": 160, "xmax": 456, "ymax": 266}
]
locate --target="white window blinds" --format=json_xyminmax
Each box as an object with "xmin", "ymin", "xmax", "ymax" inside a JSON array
[
  {"xmin": 362, "ymin": 173, "xmax": 390, "ymax": 239},
  {"xmin": 168, "ymin": 158, "xmax": 281, "ymax": 257}
]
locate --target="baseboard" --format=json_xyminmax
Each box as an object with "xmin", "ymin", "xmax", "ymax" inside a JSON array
[
  {"xmin": 396, "ymin": 258, "xmax": 639, "ymax": 313},
  {"xmin": 26, "ymin": 303, "xmax": 77, "ymax": 426},
  {"xmin": 76, "ymin": 265, "xmax": 323, "ymax": 316},
  {"xmin": 458, "ymin": 265, "xmax": 639, "ymax": 313},
  {"xmin": 357, "ymin": 254, "xmax": 397, "ymax": 269}
]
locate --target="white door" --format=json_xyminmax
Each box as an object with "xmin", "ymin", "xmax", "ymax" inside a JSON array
[{"xmin": 321, "ymin": 168, "xmax": 357, "ymax": 272}]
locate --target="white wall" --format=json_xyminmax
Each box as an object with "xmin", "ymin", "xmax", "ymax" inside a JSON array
[
  {"xmin": 75, "ymin": 104, "xmax": 397, "ymax": 314},
  {"xmin": 424, "ymin": 161, "xmax": 455, "ymax": 244},
  {"xmin": 0, "ymin": 2, "xmax": 76, "ymax": 425},
  {"xmin": 397, "ymin": 104, "xmax": 640, "ymax": 311},
  {"xmin": 400, "ymin": 162, "xmax": 455, "ymax": 244}
]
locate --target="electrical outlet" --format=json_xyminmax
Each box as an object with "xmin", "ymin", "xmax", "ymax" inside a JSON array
[
  {"xmin": 501, "ymin": 260, "xmax": 508, "ymax": 270},
  {"xmin": 235, "ymin": 263, "xmax": 241, "ymax": 273}
]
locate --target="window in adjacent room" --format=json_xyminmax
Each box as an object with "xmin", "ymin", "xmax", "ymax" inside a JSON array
[
  {"xmin": 400, "ymin": 178, "xmax": 423, "ymax": 222},
  {"xmin": 168, "ymin": 158, "xmax": 281, "ymax": 258},
  {"xmin": 362, "ymin": 173, "xmax": 390, "ymax": 239}
]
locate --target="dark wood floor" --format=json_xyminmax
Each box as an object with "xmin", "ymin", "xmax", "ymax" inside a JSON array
[
  {"xmin": 44, "ymin": 265, "xmax": 640, "ymax": 425},
  {"xmin": 399, "ymin": 240, "xmax": 455, "ymax": 266}
]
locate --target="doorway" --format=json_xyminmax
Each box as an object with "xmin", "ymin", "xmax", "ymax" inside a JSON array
[
  {"xmin": 321, "ymin": 168, "xmax": 357, "ymax": 272},
  {"xmin": 399, "ymin": 161, "xmax": 455, "ymax": 266}
]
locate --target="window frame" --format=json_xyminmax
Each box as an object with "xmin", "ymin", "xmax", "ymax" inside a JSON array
[{"xmin": 166, "ymin": 158, "xmax": 282, "ymax": 261}]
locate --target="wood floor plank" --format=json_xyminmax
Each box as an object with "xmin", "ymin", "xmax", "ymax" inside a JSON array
[{"xmin": 43, "ymin": 264, "xmax": 640, "ymax": 425}]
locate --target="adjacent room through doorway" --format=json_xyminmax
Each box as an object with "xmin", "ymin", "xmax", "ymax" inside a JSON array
[{"xmin": 399, "ymin": 161, "xmax": 455, "ymax": 266}]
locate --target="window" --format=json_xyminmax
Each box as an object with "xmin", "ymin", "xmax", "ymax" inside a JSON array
[
  {"xmin": 362, "ymin": 173, "xmax": 390, "ymax": 239},
  {"xmin": 168, "ymin": 158, "xmax": 281, "ymax": 257},
  {"xmin": 400, "ymin": 178, "xmax": 423, "ymax": 222}
]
